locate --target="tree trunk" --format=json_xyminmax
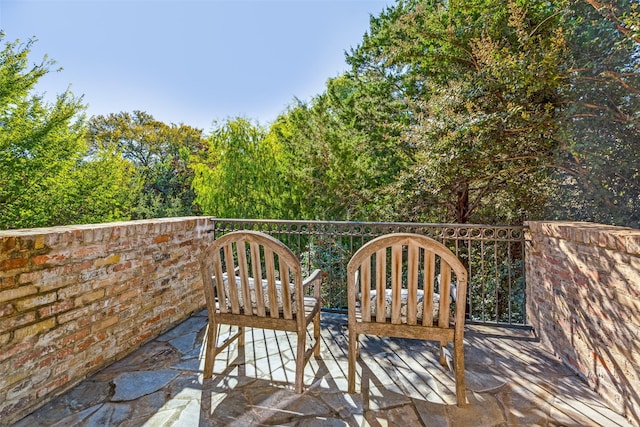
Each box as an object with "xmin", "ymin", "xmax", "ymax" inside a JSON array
[{"xmin": 455, "ymin": 184, "xmax": 470, "ymax": 224}]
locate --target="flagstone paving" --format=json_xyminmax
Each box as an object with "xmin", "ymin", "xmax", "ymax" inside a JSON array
[{"xmin": 13, "ymin": 311, "xmax": 632, "ymax": 426}]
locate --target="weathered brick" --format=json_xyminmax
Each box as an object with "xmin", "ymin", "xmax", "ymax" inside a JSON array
[
  {"xmin": 59, "ymin": 327, "xmax": 90, "ymax": 347},
  {"xmin": 14, "ymin": 344, "xmax": 53, "ymax": 369},
  {"xmin": 52, "ymin": 357, "xmax": 81, "ymax": 378},
  {"xmin": 69, "ymin": 259, "xmax": 93, "ymax": 273},
  {"xmin": 0, "ymin": 335, "xmax": 37, "ymax": 364},
  {"xmin": 89, "ymin": 227, "xmax": 105, "ymax": 243},
  {"xmin": 78, "ymin": 267, "xmax": 108, "ymax": 282},
  {"xmin": 34, "ymin": 274, "xmax": 78, "ymax": 293},
  {"xmin": 141, "ymin": 264, "xmax": 157, "ymax": 276},
  {"xmin": 38, "ymin": 299, "xmax": 74, "ymax": 319},
  {"xmin": 84, "ymin": 354, "xmax": 105, "ymax": 371},
  {"xmin": 35, "ymin": 374, "xmax": 69, "ymax": 399},
  {"xmin": 117, "ymin": 288, "xmax": 140, "ymax": 303},
  {"xmin": 0, "ymin": 302, "xmax": 15, "ymax": 317},
  {"xmin": 627, "ymin": 234, "xmax": 640, "ymax": 256},
  {"xmin": 100, "ymin": 271, "xmax": 139, "ymax": 291},
  {"xmin": 15, "ymin": 292, "xmax": 57, "ymax": 312},
  {"xmin": 1, "ymin": 236, "xmax": 17, "ymax": 252},
  {"xmin": 52, "ymin": 345, "xmax": 74, "ymax": 363},
  {"xmin": 71, "ymin": 245, "xmax": 103, "ymax": 259},
  {"xmin": 153, "ymin": 234, "xmax": 170, "ymax": 244},
  {"xmin": 0, "ymin": 311, "xmax": 37, "ymax": 335},
  {"xmin": 0, "ymin": 358, "xmax": 32, "ymax": 389},
  {"xmin": 527, "ymin": 220, "xmax": 640, "ymax": 424},
  {"xmin": 33, "ymin": 235, "xmax": 46, "ymax": 250},
  {"xmin": 14, "ymin": 318, "xmax": 56, "ymax": 340},
  {"xmin": 0, "ymin": 258, "xmax": 28, "ymax": 272},
  {"xmin": 110, "ymin": 226, "xmax": 125, "ymax": 239},
  {"xmin": 29, "ymin": 366, "xmax": 52, "ymax": 388},
  {"xmin": 0, "ymin": 218, "xmax": 213, "ymax": 424},
  {"xmin": 160, "ymin": 306, "xmax": 177, "ymax": 320},
  {"xmin": 18, "ymin": 270, "xmax": 42, "ymax": 285},
  {"xmin": 6, "ymin": 377, "xmax": 33, "ymax": 401},
  {"xmin": 74, "ymin": 288, "xmax": 104, "ymax": 306},
  {"xmin": 95, "ymin": 253, "xmax": 121, "ymax": 267},
  {"xmin": 0, "ymin": 332, "xmax": 9, "ymax": 346},
  {"xmin": 56, "ymin": 307, "xmax": 91, "ymax": 324},
  {"xmin": 93, "ymin": 315, "xmax": 118, "ymax": 332},
  {"xmin": 32, "ymin": 253, "xmax": 69, "ymax": 265},
  {"xmin": 0, "ymin": 285, "xmax": 38, "ymax": 304},
  {"xmin": 75, "ymin": 334, "xmax": 98, "ymax": 352},
  {"xmin": 0, "ymin": 276, "xmax": 15, "ymax": 290},
  {"xmin": 109, "ymin": 261, "xmax": 132, "ymax": 274},
  {"xmin": 132, "ymin": 330, "xmax": 153, "ymax": 347},
  {"xmin": 57, "ymin": 281, "xmax": 96, "ymax": 300}
]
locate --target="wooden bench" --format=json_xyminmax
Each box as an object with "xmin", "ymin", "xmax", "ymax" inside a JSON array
[
  {"xmin": 347, "ymin": 233, "xmax": 468, "ymax": 406},
  {"xmin": 199, "ymin": 230, "xmax": 323, "ymax": 393}
]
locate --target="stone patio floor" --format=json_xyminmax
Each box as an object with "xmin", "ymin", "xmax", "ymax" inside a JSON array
[{"xmin": 14, "ymin": 311, "xmax": 632, "ymax": 426}]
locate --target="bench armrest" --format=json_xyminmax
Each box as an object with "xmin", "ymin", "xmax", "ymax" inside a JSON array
[{"xmin": 302, "ymin": 269, "xmax": 324, "ymax": 299}]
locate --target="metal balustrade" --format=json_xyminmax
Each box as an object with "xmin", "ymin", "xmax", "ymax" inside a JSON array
[{"xmin": 210, "ymin": 218, "xmax": 527, "ymax": 326}]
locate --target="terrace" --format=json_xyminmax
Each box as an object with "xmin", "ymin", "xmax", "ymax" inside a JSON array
[
  {"xmin": 12, "ymin": 312, "xmax": 631, "ymax": 426},
  {"xmin": 1, "ymin": 218, "xmax": 639, "ymax": 426}
]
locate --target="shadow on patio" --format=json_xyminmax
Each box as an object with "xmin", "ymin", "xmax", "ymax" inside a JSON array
[{"xmin": 15, "ymin": 311, "xmax": 631, "ymax": 426}]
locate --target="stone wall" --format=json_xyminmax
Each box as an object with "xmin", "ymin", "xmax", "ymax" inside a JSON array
[
  {"xmin": 0, "ymin": 217, "xmax": 214, "ymax": 425},
  {"xmin": 525, "ymin": 221, "xmax": 640, "ymax": 426}
]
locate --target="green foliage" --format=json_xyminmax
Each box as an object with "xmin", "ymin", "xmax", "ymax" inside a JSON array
[
  {"xmin": 60, "ymin": 144, "xmax": 141, "ymax": 224},
  {"xmin": 4, "ymin": 0, "xmax": 640, "ymax": 229},
  {"xmin": 547, "ymin": 0, "xmax": 640, "ymax": 227},
  {"xmin": 268, "ymin": 74, "xmax": 413, "ymax": 221},
  {"xmin": 0, "ymin": 36, "xmax": 81, "ymax": 228},
  {"xmin": 268, "ymin": 0, "xmax": 639, "ymax": 228},
  {"xmin": 300, "ymin": 235, "xmax": 350, "ymax": 309},
  {"xmin": 192, "ymin": 118, "xmax": 290, "ymax": 219},
  {"xmin": 343, "ymin": 0, "xmax": 566, "ymax": 224},
  {"xmin": 87, "ymin": 111, "xmax": 208, "ymax": 219},
  {"xmin": 0, "ymin": 35, "xmax": 139, "ymax": 229},
  {"xmin": 270, "ymin": 99, "xmax": 363, "ymax": 220},
  {"xmin": 465, "ymin": 245, "xmax": 525, "ymax": 323}
]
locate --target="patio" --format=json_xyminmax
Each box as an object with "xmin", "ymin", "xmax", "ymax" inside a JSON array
[{"xmin": 15, "ymin": 310, "xmax": 631, "ymax": 426}]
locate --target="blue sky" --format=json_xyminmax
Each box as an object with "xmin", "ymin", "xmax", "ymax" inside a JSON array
[{"xmin": 0, "ymin": 0, "xmax": 389, "ymax": 132}]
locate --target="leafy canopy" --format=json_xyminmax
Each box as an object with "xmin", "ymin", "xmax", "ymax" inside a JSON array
[
  {"xmin": 192, "ymin": 117, "xmax": 290, "ymax": 219},
  {"xmin": 0, "ymin": 34, "xmax": 138, "ymax": 229},
  {"xmin": 87, "ymin": 111, "xmax": 208, "ymax": 219}
]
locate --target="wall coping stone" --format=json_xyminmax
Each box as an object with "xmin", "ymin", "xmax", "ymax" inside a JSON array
[{"xmin": 525, "ymin": 220, "xmax": 640, "ymax": 256}]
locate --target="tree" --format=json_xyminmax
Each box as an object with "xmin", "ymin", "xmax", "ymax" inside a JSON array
[
  {"xmin": 548, "ymin": 0, "xmax": 640, "ymax": 227},
  {"xmin": 339, "ymin": 0, "xmax": 640, "ymax": 227},
  {"xmin": 192, "ymin": 117, "xmax": 289, "ymax": 219},
  {"xmin": 343, "ymin": 0, "xmax": 567, "ymax": 224},
  {"xmin": 268, "ymin": 73, "xmax": 414, "ymax": 222},
  {"xmin": 0, "ymin": 35, "xmax": 138, "ymax": 229},
  {"xmin": 87, "ymin": 111, "xmax": 208, "ymax": 218},
  {"xmin": 0, "ymin": 36, "xmax": 83, "ymax": 229},
  {"xmin": 61, "ymin": 144, "xmax": 141, "ymax": 225}
]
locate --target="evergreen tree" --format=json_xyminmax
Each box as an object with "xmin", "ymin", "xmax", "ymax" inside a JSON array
[
  {"xmin": 549, "ymin": 0, "xmax": 640, "ymax": 227},
  {"xmin": 0, "ymin": 35, "xmax": 137, "ymax": 229}
]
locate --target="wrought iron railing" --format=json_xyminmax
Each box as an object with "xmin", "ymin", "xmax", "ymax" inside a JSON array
[{"xmin": 210, "ymin": 219, "xmax": 527, "ymax": 326}]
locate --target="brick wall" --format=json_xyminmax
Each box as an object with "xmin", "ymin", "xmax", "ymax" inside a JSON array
[
  {"xmin": 525, "ymin": 221, "xmax": 640, "ymax": 426},
  {"xmin": 0, "ymin": 217, "xmax": 214, "ymax": 425}
]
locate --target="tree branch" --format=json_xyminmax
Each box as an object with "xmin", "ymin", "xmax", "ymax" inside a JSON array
[
  {"xmin": 602, "ymin": 70, "xmax": 640, "ymax": 94},
  {"xmin": 583, "ymin": 0, "xmax": 640, "ymax": 43}
]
